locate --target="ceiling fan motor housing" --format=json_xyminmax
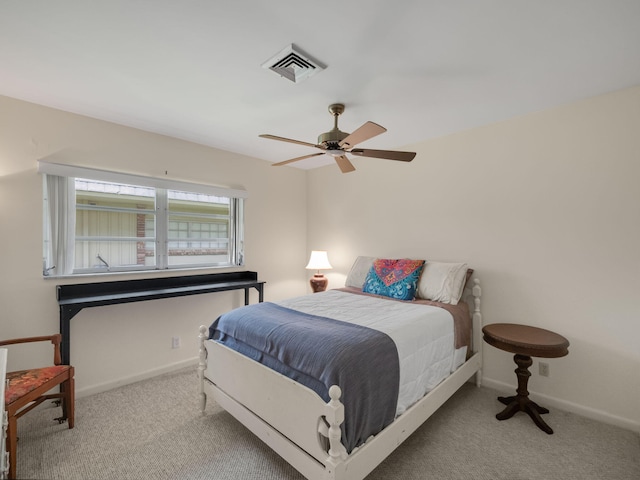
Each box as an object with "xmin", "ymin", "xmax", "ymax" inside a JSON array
[
  {"xmin": 318, "ymin": 103, "xmax": 348, "ymax": 147},
  {"xmin": 317, "ymin": 129, "xmax": 349, "ymax": 147}
]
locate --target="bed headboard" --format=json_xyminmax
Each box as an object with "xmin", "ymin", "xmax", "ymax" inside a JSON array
[{"xmin": 462, "ymin": 277, "xmax": 482, "ymax": 359}]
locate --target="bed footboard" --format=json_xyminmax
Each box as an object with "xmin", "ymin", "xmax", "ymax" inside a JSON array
[{"xmin": 198, "ymin": 326, "xmax": 347, "ymax": 471}]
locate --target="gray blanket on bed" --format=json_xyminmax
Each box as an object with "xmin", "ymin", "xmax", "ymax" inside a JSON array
[{"xmin": 209, "ymin": 302, "xmax": 400, "ymax": 453}]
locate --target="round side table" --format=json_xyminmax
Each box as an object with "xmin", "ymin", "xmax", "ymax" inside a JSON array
[{"xmin": 482, "ymin": 323, "xmax": 569, "ymax": 434}]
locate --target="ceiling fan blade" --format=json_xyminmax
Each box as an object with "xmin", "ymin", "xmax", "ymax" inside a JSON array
[
  {"xmin": 339, "ymin": 121, "xmax": 387, "ymax": 148},
  {"xmin": 259, "ymin": 134, "xmax": 324, "ymax": 149},
  {"xmin": 272, "ymin": 152, "xmax": 325, "ymax": 167},
  {"xmin": 334, "ymin": 155, "xmax": 356, "ymax": 173},
  {"xmin": 350, "ymin": 148, "xmax": 416, "ymax": 162}
]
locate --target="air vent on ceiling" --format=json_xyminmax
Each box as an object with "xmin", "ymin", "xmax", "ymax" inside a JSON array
[{"xmin": 262, "ymin": 44, "xmax": 326, "ymax": 83}]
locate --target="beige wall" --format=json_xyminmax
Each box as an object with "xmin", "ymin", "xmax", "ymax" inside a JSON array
[
  {"xmin": 0, "ymin": 95, "xmax": 308, "ymax": 395},
  {"xmin": 307, "ymin": 85, "xmax": 640, "ymax": 431},
  {"xmin": 2, "ymin": 84, "xmax": 639, "ymax": 432}
]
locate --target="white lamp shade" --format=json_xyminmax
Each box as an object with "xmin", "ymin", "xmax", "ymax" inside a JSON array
[{"xmin": 305, "ymin": 250, "xmax": 332, "ymax": 270}]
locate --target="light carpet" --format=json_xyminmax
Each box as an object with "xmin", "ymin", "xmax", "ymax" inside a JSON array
[{"xmin": 16, "ymin": 368, "xmax": 640, "ymax": 480}]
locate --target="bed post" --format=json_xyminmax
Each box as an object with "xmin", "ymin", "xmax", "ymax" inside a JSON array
[
  {"xmin": 324, "ymin": 385, "xmax": 348, "ymax": 475},
  {"xmin": 198, "ymin": 325, "xmax": 208, "ymax": 415},
  {"xmin": 472, "ymin": 278, "xmax": 482, "ymax": 387}
]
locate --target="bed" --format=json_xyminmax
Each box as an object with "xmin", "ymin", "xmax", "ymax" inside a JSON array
[{"xmin": 198, "ymin": 257, "xmax": 482, "ymax": 480}]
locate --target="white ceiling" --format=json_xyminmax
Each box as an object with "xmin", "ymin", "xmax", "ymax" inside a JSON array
[{"xmin": 2, "ymin": 1, "xmax": 640, "ymax": 170}]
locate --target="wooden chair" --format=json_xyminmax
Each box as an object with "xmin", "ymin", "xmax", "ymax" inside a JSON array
[{"xmin": 0, "ymin": 334, "xmax": 75, "ymax": 480}]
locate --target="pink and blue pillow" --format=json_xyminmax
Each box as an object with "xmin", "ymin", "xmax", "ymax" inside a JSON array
[{"xmin": 362, "ymin": 258, "xmax": 425, "ymax": 301}]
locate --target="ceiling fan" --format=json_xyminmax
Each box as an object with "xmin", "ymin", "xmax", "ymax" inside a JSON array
[{"xmin": 259, "ymin": 103, "xmax": 416, "ymax": 173}]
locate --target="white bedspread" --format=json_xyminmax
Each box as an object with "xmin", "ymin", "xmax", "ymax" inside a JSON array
[{"xmin": 277, "ymin": 290, "xmax": 459, "ymax": 416}]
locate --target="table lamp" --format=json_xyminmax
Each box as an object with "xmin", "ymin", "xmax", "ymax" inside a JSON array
[{"xmin": 305, "ymin": 250, "xmax": 332, "ymax": 293}]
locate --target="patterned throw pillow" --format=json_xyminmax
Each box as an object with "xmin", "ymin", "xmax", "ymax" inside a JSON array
[{"xmin": 362, "ymin": 258, "xmax": 425, "ymax": 301}]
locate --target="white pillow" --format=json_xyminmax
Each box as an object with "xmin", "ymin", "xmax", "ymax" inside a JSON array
[
  {"xmin": 345, "ymin": 256, "xmax": 376, "ymax": 288},
  {"xmin": 417, "ymin": 261, "xmax": 468, "ymax": 305}
]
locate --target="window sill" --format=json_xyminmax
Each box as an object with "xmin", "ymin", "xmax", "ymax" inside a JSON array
[{"xmin": 42, "ymin": 264, "xmax": 244, "ymax": 280}]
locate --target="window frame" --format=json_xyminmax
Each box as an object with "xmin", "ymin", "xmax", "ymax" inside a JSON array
[{"xmin": 39, "ymin": 161, "xmax": 247, "ymax": 277}]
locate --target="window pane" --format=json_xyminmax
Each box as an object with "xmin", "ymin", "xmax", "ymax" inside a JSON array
[
  {"xmin": 74, "ymin": 179, "xmax": 156, "ymax": 271},
  {"xmin": 75, "ymin": 239, "xmax": 156, "ymax": 269},
  {"xmin": 167, "ymin": 190, "xmax": 231, "ymax": 266}
]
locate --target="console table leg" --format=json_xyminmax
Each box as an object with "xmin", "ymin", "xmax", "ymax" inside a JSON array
[
  {"xmin": 524, "ymin": 402, "xmax": 554, "ymax": 434},
  {"xmin": 495, "ymin": 353, "xmax": 554, "ymax": 434},
  {"xmin": 514, "ymin": 353, "xmax": 532, "ymax": 398},
  {"xmin": 495, "ymin": 399, "xmax": 520, "ymax": 420},
  {"xmin": 59, "ymin": 305, "xmax": 81, "ymax": 365}
]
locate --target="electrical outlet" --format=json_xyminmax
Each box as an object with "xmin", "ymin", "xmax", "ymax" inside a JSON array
[
  {"xmin": 171, "ymin": 336, "xmax": 181, "ymax": 349},
  {"xmin": 539, "ymin": 362, "xmax": 550, "ymax": 377}
]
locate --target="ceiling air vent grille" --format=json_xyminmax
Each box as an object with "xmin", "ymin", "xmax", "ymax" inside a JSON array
[{"xmin": 262, "ymin": 44, "xmax": 326, "ymax": 83}]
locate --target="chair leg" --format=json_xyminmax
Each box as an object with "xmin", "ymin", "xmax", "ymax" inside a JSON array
[
  {"xmin": 66, "ymin": 373, "xmax": 75, "ymax": 429},
  {"xmin": 57, "ymin": 374, "xmax": 75, "ymax": 429},
  {"xmin": 7, "ymin": 414, "xmax": 17, "ymax": 480}
]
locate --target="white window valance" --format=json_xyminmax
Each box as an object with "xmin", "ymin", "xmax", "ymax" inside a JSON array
[{"xmin": 37, "ymin": 161, "xmax": 249, "ymax": 199}]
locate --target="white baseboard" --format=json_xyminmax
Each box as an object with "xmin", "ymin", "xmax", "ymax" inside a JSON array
[
  {"xmin": 76, "ymin": 357, "xmax": 199, "ymax": 399},
  {"xmin": 481, "ymin": 377, "xmax": 640, "ymax": 434},
  {"xmin": 75, "ymin": 366, "xmax": 639, "ymax": 434}
]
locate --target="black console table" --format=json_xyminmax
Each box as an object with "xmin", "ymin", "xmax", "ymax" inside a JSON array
[{"xmin": 56, "ymin": 271, "xmax": 264, "ymax": 365}]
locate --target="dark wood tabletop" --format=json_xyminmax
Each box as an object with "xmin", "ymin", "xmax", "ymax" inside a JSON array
[{"xmin": 482, "ymin": 323, "xmax": 569, "ymax": 358}]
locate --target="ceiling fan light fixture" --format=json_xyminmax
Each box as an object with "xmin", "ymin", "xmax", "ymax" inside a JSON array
[
  {"xmin": 262, "ymin": 44, "xmax": 326, "ymax": 83},
  {"xmin": 325, "ymin": 149, "xmax": 344, "ymax": 157}
]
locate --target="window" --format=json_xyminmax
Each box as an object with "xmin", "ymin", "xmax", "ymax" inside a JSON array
[{"xmin": 40, "ymin": 162, "xmax": 246, "ymax": 276}]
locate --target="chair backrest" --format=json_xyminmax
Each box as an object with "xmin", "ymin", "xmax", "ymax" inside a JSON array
[{"xmin": 0, "ymin": 335, "xmax": 62, "ymax": 370}]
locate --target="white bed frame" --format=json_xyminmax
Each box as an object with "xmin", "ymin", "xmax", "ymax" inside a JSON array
[{"xmin": 198, "ymin": 279, "xmax": 482, "ymax": 480}]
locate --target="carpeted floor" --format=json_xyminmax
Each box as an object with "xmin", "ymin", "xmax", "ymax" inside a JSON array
[{"xmin": 15, "ymin": 368, "xmax": 640, "ymax": 480}]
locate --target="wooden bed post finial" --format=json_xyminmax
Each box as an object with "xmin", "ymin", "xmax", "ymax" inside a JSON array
[
  {"xmin": 325, "ymin": 385, "xmax": 348, "ymax": 467},
  {"xmin": 198, "ymin": 325, "xmax": 209, "ymax": 415},
  {"xmin": 471, "ymin": 278, "xmax": 482, "ymax": 387}
]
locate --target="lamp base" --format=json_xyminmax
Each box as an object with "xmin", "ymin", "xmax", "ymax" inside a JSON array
[{"xmin": 309, "ymin": 273, "xmax": 328, "ymax": 293}]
